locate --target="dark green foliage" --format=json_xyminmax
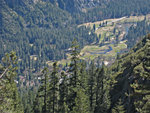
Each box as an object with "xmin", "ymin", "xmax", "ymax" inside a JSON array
[
  {"xmin": 93, "ymin": 24, "xmax": 96, "ymax": 31},
  {"xmin": 2, "ymin": 1, "xmax": 150, "ymax": 112},
  {"xmin": 69, "ymin": 39, "xmax": 80, "ymax": 87},
  {"xmin": 32, "ymin": 68, "xmax": 50, "ymax": 113},
  {"xmin": 48, "ymin": 62, "xmax": 59, "ymax": 113},
  {"xmin": 0, "ymin": 51, "xmax": 23, "ymax": 113},
  {"xmin": 0, "ymin": 2, "xmax": 97, "ymax": 111},
  {"xmin": 67, "ymin": 39, "xmax": 80, "ymax": 111},
  {"xmin": 49, "ymin": 0, "xmax": 150, "ymax": 24},
  {"xmin": 87, "ymin": 62, "xmax": 111, "ymax": 113},
  {"xmin": 68, "ymin": 40, "xmax": 90, "ymax": 113},
  {"xmin": 94, "ymin": 66, "xmax": 110, "ymax": 113},
  {"xmin": 41, "ymin": 68, "xmax": 49, "ymax": 113},
  {"xmin": 64, "ymin": 0, "xmax": 150, "ymax": 24},
  {"xmin": 32, "ymin": 92, "xmax": 43, "ymax": 113},
  {"xmin": 130, "ymin": 34, "xmax": 150, "ymax": 113},
  {"xmin": 71, "ymin": 87, "xmax": 90, "ymax": 113},
  {"xmin": 58, "ymin": 72, "xmax": 69, "ymax": 113},
  {"xmin": 0, "ymin": 1, "xmax": 97, "ymax": 91},
  {"xmin": 112, "ymin": 99, "xmax": 126, "ymax": 113},
  {"xmin": 110, "ymin": 34, "xmax": 150, "ymax": 113},
  {"xmin": 126, "ymin": 19, "xmax": 150, "ymax": 48},
  {"xmin": 0, "ymin": 0, "xmax": 97, "ymax": 62},
  {"xmin": 2, "ymin": 35, "xmax": 150, "ymax": 113},
  {"xmin": 88, "ymin": 61, "xmax": 97, "ymax": 112},
  {"xmin": 32, "ymin": 62, "xmax": 59, "ymax": 113}
]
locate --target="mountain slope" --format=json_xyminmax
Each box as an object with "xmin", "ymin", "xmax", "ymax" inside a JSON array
[
  {"xmin": 0, "ymin": 0, "xmax": 97, "ymax": 71},
  {"xmin": 110, "ymin": 34, "xmax": 150, "ymax": 112},
  {"xmin": 76, "ymin": 0, "xmax": 150, "ymax": 23},
  {"xmin": 125, "ymin": 18, "xmax": 150, "ymax": 49},
  {"xmin": 48, "ymin": 0, "xmax": 110, "ymax": 13}
]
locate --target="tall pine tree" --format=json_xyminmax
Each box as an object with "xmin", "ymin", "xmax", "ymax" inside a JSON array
[
  {"xmin": 67, "ymin": 39, "xmax": 80, "ymax": 112},
  {"xmin": 0, "ymin": 51, "xmax": 23, "ymax": 113},
  {"xmin": 32, "ymin": 67, "xmax": 49, "ymax": 113},
  {"xmin": 48, "ymin": 62, "xmax": 59, "ymax": 113}
]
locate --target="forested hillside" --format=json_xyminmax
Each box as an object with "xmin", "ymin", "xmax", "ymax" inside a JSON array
[
  {"xmin": 26, "ymin": 34, "xmax": 150, "ymax": 113},
  {"xmin": 48, "ymin": 0, "xmax": 110, "ymax": 13},
  {"xmin": 0, "ymin": 0, "xmax": 97, "ymax": 71},
  {"xmin": 0, "ymin": 52, "xmax": 23, "ymax": 113},
  {"xmin": 1, "ymin": 0, "xmax": 150, "ymax": 112},
  {"xmin": 0, "ymin": 34, "xmax": 150, "ymax": 113},
  {"xmin": 1, "ymin": 0, "xmax": 150, "ymax": 75},
  {"xmin": 125, "ymin": 18, "xmax": 150, "ymax": 48},
  {"xmin": 110, "ymin": 34, "xmax": 150, "ymax": 113},
  {"xmin": 75, "ymin": 0, "xmax": 150, "ymax": 23}
]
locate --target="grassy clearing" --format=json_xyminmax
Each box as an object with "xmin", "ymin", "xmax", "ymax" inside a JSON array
[
  {"xmin": 79, "ymin": 15, "xmax": 148, "ymax": 43},
  {"xmin": 105, "ymin": 41, "xmax": 127, "ymax": 57},
  {"xmin": 47, "ymin": 41, "xmax": 127, "ymax": 65},
  {"xmin": 49, "ymin": 15, "xmax": 149, "ymax": 65},
  {"xmin": 80, "ymin": 41, "xmax": 127, "ymax": 60},
  {"xmin": 80, "ymin": 54, "xmax": 99, "ymax": 60},
  {"xmin": 119, "ymin": 16, "xmax": 145, "ymax": 23},
  {"xmin": 81, "ymin": 45, "xmax": 108, "ymax": 53}
]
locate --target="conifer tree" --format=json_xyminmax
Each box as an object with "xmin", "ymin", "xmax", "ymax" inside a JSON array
[
  {"xmin": 58, "ymin": 71, "xmax": 69, "ymax": 113},
  {"xmin": 131, "ymin": 34, "xmax": 150, "ymax": 113},
  {"xmin": 71, "ymin": 88, "xmax": 90, "ymax": 113},
  {"xmin": 94, "ymin": 65, "xmax": 110, "ymax": 113},
  {"xmin": 88, "ymin": 61, "xmax": 97, "ymax": 112},
  {"xmin": 32, "ymin": 67, "xmax": 49, "ymax": 113},
  {"xmin": 41, "ymin": 67, "xmax": 49, "ymax": 113},
  {"xmin": 79, "ymin": 61, "xmax": 88, "ymax": 89},
  {"xmin": 32, "ymin": 92, "xmax": 43, "ymax": 113},
  {"xmin": 71, "ymin": 61, "xmax": 90, "ymax": 113},
  {"xmin": 112, "ymin": 99, "xmax": 126, "ymax": 113},
  {"xmin": 67, "ymin": 39, "xmax": 80, "ymax": 111},
  {"xmin": 48, "ymin": 62, "xmax": 59, "ymax": 113},
  {"xmin": 0, "ymin": 51, "xmax": 23, "ymax": 113}
]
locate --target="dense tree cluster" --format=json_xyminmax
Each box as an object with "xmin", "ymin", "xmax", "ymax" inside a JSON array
[
  {"xmin": 125, "ymin": 18, "xmax": 150, "ymax": 48},
  {"xmin": 0, "ymin": 52, "xmax": 23, "ymax": 113},
  {"xmin": 0, "ymin": 0, "xmax": 97, "ymax": 72},
  {"xmin": 109, "ymin": 34, "xmax": 150, "ymax": 113},
  {"xmin": 59, "ymin": 0, "xmax": 150, "ymax": 24},
  {"xmin": 1, "ymin": 34, "xmax": 150, "ymax": 113},
  {"xmin": 31, "ymin": 39, "xmax": 111, "ymax": 113},
  {"xmin": 1, "ymin": 0, "xmax": 150, "ymax": 113}
]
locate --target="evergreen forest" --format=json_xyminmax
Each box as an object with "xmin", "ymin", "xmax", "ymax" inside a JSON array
[{"xmin": 0, "ymin": 0, "xmax": 150, "ymax": 113}]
